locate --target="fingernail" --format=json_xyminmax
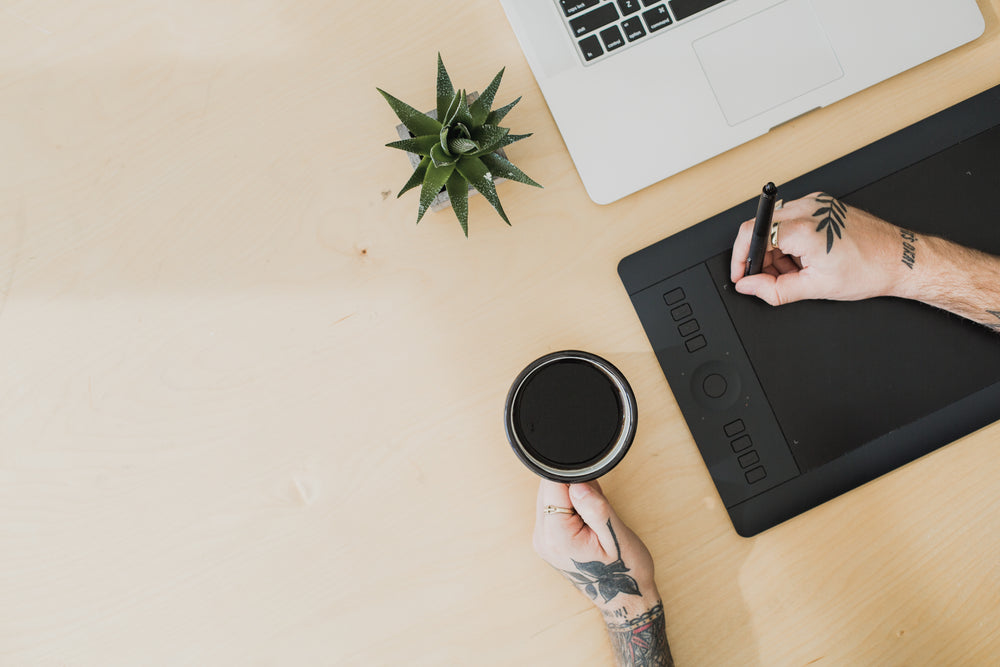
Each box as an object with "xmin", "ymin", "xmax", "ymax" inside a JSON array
[{"xmin": 569, "ymin": 484, "xmax": 591, "ymax": 500}]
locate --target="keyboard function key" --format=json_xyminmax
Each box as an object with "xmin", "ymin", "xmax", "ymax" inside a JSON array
[
  {"xmin": 578, "ymin": 34, "xmax": 604, "ymax": 61},
  {"xmin": 621, "ymin": 17, "xmax": 647, "ymax": 41},
  {"xmin": 642, "ymin": 4, "xmax": 673, "ymax": 32},
  {"xmin": 663, "ymin": 287, "xmax": 685, "ymax": 305},
  {"xmin": 600, "ymin": 25, "xmax": 625, "ymax": 51},
  {"xmin": 560, "ymin": 0, "xmax": 601, "ymax": 17},
  {"xmin": 617, "ymin": 0, "xmax": 642, "ymax": 15},
  {"xmin": 569, "ymin": 3, "xmax": 620, "ymax": 37}
]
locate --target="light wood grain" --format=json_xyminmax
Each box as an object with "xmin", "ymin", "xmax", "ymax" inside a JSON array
[{"xmin": 2, "ymin": 0, "xmax": 1000, "ymax": 664}]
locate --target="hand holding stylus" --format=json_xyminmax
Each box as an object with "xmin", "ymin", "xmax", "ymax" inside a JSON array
[
  {"xmin": 730, "ymin": 191, "xmax": 1000, "ymax": 333},
  {"xmin": 731, "ymin": 192, "xmax": 913, "ymax": 304}
]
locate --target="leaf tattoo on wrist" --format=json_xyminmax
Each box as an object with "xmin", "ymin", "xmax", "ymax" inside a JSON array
[
  {"xmin": 813, "ymin": 193, "xmax": 847, "ymax": 253},
  {"xmin": 561, "ymin": 519, "xmax": 641, "ymax": 603}
]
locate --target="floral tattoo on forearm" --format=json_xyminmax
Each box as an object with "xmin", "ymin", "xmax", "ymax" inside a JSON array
[
  {"xmin": 560, "ymin": 519, "xmax": 640, "ymax": 602},
  {"xmin": 813, "ymin": 193, "xmax": 847, "ymax": 253},
  {"xmin": 607, "ymin": 603, "xmax": 673, "ymax": 667}
]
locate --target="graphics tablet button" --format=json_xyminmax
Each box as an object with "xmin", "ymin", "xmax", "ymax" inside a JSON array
[
  {"xmin": 730, "ymin": 435, "xmax": 752, "ymax": 452},
  {"xmin": 702, "ymin": 373, "xmax": 727, "ymax": 398},
  {"xmin": 671, "ymin": 304, "xmax": 693, "ymax": 321},
  {"xmin": 677, "ymin": 319, "xmax": 700, "ymax": 337},
  {"xmin": 685, "ymin": 335, "xmax": 707, "ymax": 352},
  {"xmin": 745, "ymin": 466, "xmax": 767, "ymax": 484},
  {"xmin": 738, "ymin": 451, "xmax": 760, "ymax": 468},
  {"xmin": 663, "ymin": 287, "xmax": 685, "ymax": 305},
  {"xmin": 724, "ymin": 419, "xmax": 745, "ymax": 437}
]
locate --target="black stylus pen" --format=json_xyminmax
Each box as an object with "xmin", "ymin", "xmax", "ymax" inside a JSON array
[{"xmin": 744, "ymin": 182, "xmax": 778, "ymax": 277}]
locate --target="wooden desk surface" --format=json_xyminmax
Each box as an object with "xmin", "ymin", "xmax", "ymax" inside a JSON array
[{"xmin": 3, "ymin": 1, "xmax": 1000, "ymax": 664}]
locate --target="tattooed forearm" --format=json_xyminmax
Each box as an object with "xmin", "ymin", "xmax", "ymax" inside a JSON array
[
  {"xmin": 900, "ymin": 229, "xmax": 917, "ymax": 269},
  {"xmin": 561, "ymin": 520, "xmax": 640, "ymax": 602},
  {"xmin": 812, "ymin": 193, "xmax": 847, "ymax": 253},
  {"xmin": 607, "ymin": 602, "xmax": 673, "ymax": 667}
]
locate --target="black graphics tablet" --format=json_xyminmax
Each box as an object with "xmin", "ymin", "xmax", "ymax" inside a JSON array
[{"xmin": 618, "ymin": 83, "xmax": 1000, "ymax": 537}]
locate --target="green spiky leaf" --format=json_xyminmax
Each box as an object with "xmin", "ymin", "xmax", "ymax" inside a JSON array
[
  {"xmin": 472, "ymin": 132, "xmax": 530, "ymax": 159},
  {"xmin": 492, "ymin": 132, "xmax": 532, "ymax": 153},
  {"xmin": 441, "ymin": 90, "xmax": 461, "ymax": 128},
  {"xmin": 470, "ymin": 124, "xmax": 510, "ymax": 157},
  {"xmin": 430, "ymin": 142, "xmax": 457, "ymax": 168},
  {"xmin": 440, "ymin": 120, "xmax": 471, "ymax": 156},
  {"xmin": 480, "ymin": 153, "xmax": 542, "ymax": 188},
  {"xmin": 456, "ymin": 156, "xmax": 508, "ymax": 225},
  {"xmin": 385, "ymin": 135, "xmax": 439, "ymax": 157},
  {"xmin": 435, "ymin": 53, "xmax": 455, "ymax": 121},
  {"xmin": 442, "ymin": 90, "xmax": 474, "ymax": 130},
  {"xmin": 445, "ymin": 171, "xmax": 470, "ymax": 237},
  {"xmin": 449, "ymin": 137, "xmax": 479, "ymax": 154},
  {"xmin": 397, "ymin": 157, "xmax": 429, "ymax": 198},
  {"xmin": 486, "ymin": 96, "xmax": 520, "ymax": 125},
  {"xmin": 377, "ymin": 88, "xmax": 441, "ymax": 137},
  {"xmin": 416, "ymin": 161, "xmax": 455, "ymax": 224},
  {"xmin": 470, "ymin": 68, "xmax": 504, "ymax": 126}
]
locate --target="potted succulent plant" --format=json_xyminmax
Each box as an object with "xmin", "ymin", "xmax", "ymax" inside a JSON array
[{"xmin": 377, "ymin": 54, "xmax": 541, "ymax": 236}]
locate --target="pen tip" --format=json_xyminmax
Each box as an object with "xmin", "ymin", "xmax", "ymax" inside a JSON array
[{"xmin": 763, "ymin": 182, "xmax": 777, "ymax": 195}]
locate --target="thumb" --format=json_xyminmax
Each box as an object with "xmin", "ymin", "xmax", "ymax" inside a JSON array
[
  {"xmin": 569, "ymin": 483, "xmax": 619, "ymax": 558},
  {"xmin": 736, "ymin": 272, "xmax": 815, "ymax": 307}
]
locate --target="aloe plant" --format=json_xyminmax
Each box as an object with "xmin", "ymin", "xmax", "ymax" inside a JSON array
[{"xmin": 378, "ymin": 54, "xmax": 541, "ymax": 236}]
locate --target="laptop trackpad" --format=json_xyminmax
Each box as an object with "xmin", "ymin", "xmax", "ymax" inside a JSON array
[{"xmin": 693, "ymin": 0, "xmax": 843, "ymax": 126}]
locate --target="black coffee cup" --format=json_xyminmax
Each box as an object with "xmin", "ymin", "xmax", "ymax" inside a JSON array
[{"xmin": 504, "ymin": 350, "xmax": 637, "ymax": 483}]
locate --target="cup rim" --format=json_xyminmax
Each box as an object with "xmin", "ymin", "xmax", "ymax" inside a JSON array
[{"xmin": 504, "ymin": 350, "xmax": 637, "ymax": 483}]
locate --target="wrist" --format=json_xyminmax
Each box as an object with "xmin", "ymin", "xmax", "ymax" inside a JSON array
[
  {"xmin": 603, "ymin": 598, "xmax": 674, "ymax": 667},
  {"xmin": 886, "ymin": 228, "xmax": 941, "ymax": 302},
  {"xmin": 599, "ymin": 588, "xmax": 662, "ymax": 624}
]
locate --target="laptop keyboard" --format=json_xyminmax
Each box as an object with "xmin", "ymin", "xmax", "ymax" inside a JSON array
[{"xmin": 558, "ymin": 0, "xmax": 730, "ymax": 64}]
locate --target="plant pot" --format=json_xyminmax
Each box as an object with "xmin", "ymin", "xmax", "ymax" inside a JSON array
[{"xmin": 394, "ymin": 91, "xmax": 506, "ymax": 213}]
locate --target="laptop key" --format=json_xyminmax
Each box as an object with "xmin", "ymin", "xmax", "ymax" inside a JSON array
[
  {"xmin": 578, "ymin": 34, "xmax": 604, "ymax": 61},
  {"xmin": 569, "ymin": 3, "xmax": 620, "ymax": 37},
  {"xmin": 616, "ymin": 0, "xmax": 642, "ymax": 16},
  {"xmin": 642, "ymin": 5, "xmax": 673, "ymax": 32},
  {"xmin": 560, "ymin": 0, "xmax": 601, "ymax": 17},
  {"xmin": 600, "ymin": 25, "xmax": 625, "ymax": 51},
  {"xmin": 621, "ymin": 17, "xmax": 647, "ymax": 41},
  {"xmin": 669, "ymin": 0, "xmax": 726, "ymax": 22}
]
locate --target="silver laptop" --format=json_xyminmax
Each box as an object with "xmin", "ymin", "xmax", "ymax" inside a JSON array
[{"xmin": 498, "ymin": 0, "xmax": 985, "ymax": 204}]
